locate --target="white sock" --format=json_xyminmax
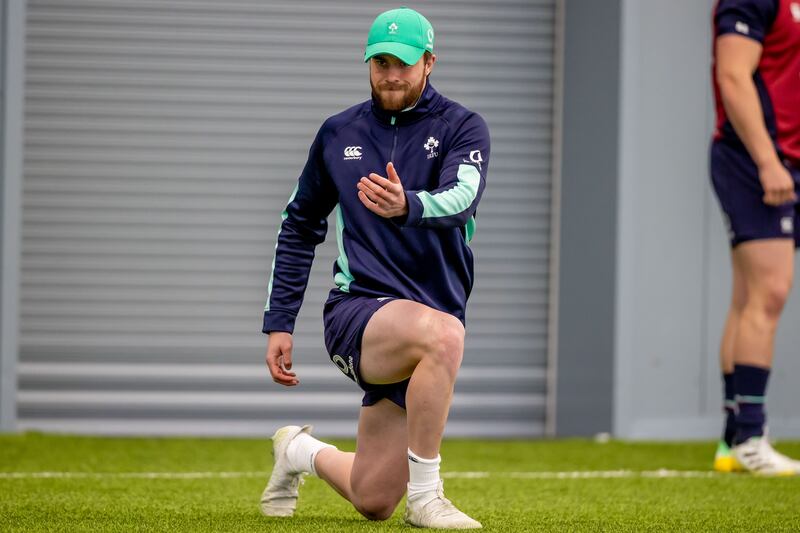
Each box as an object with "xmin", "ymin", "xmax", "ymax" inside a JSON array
[
  {"xmin": 286, "ymin": 432, "xmax": 336, "ymax": 476},
  {"xmin": 407, "ymin": 448, "xmax": 441, "ymax": 503}
]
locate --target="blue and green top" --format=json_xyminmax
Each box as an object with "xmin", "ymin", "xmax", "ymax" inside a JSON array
[{"xmin": 263, "ymin": 82, "xmax": 491, "ymax": 333}]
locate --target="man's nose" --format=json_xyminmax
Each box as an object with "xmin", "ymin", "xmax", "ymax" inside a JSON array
[{"xmin": 385, "ymin": 65, "xmax": 404, "ymax": 81}]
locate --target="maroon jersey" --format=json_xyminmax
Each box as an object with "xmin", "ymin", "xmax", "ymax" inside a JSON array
[{"xmin": 712, "ymin": 0, "xmax": 800, "ymax": 162}]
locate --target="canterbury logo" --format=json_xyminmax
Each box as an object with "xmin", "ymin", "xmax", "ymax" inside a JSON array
[{"xmin": 343, "ymin": 146, "xmax": 362, "ymax": 160}]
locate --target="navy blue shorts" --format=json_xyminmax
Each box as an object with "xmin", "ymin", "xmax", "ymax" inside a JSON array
[
  {"xmin": 322, "ymin": 290, "xmax": 410, "ymax": 409},
  {"xmin": 710, "ymin": 141, "xmax": 800, "ymax": 248}
]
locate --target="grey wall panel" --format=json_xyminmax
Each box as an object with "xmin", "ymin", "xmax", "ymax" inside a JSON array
[
  {"xmin": 554, "ymin": 0, "xmax": 619, "ymax": 436},
  {"xmin": 614, "ymin": 0, "xmax": 711, "ymax": 439},
  {"xmin": 19, "ymin": 0, "xmax": 556, "ymax": 436},
  {"xmin": 1, "ymin": 0, "xmax": 26, "ymax": 432}
]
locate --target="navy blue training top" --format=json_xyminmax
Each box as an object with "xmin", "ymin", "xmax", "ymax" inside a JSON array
[{"xmin": 262, "ymin": 82, "xmax": 491, "ymax": 334}]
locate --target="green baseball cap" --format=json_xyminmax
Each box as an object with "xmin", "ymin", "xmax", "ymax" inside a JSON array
[{"xmin": 364, "ymin": 7, "xmax": 434, "ymax": 65}]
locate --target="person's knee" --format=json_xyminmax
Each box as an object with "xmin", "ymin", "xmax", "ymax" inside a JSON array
[
  {"xmin": 762, "ymin": 277, "xmax": 792, "ymax": 318},
  {"xmin": 745, "ymin": 277, "xmax": 792, "ymax": 323},
  {"xmin": 421, "ymin": 313, "xmax": 464, "ymax": 376},
  {"xmin": 353, "ymin": 494, "xmax": 400, "ymax": 521}
]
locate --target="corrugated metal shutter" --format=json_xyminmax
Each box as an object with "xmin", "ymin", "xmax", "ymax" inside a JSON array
[{"xmin": 19, "ymin": 0, "xmax": 556, "ymax": 437}]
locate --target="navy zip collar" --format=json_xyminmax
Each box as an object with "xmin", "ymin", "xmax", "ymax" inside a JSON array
[{"xmin": 371, "ymin": 80, "xmax": 442, "ymax": 126}]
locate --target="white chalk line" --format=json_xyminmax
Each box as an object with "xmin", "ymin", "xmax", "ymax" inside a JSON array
[{"xmin": 0, "ymin": 469, "xmax": 726, "ymax": 480}]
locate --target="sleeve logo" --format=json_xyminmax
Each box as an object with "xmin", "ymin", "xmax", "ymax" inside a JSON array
[
  {"xmin": 463, "ymin": 149, "xmax": 483, "ymax": 171},
  {"xmin": 734, "ymin": 21, "xmax": 749, "ymax": 35}
]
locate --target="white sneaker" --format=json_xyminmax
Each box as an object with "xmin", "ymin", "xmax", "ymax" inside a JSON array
[
  {"xmin": 404, "ymin": 480, "xmax": 482, "ymax": 529},
  {"xmin": 762, "ymin": 429, "xmax": 800, "ymax": 474},
  {"xmin": 260, "ymin": 425, "xmax": 312, "ymax": 517},
  {"xmin": 769, "ymin": 445, "xmax": 800, "ymax": 474},
  {"xmin": 732, "ymin": 437, "xmax": 797, "ymax": 477}
]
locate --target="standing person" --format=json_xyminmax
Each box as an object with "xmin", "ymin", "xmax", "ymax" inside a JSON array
[
  {"xmin": 710, "ymin": 0, "xmax": 800, "ymax": 475},
  {"xmin": 259, "ymin": 7, "xmax": 489, "ymax": 528}
]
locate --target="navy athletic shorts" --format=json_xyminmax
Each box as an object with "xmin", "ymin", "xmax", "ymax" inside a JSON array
[
  {"xmin": 710, "ymin": 141, "xmax": 800, "ymax": 248},
  {"xmin": 322, "ymin": 290, "xmax": 410, "ymax": 409}
]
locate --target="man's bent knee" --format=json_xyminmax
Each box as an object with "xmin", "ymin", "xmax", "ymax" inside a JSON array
[
  {"xmin": 353, "ymin": 494, "xmax": 402, "ymax": 521},
  {"xmin": 426, "ymin": 316, "xmax": 464, "ymax": 376}
]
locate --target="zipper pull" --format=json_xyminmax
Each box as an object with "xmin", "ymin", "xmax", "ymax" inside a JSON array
[{"xmin": 390, "ymin": 116, "xmax": 396, "ymax": 126}]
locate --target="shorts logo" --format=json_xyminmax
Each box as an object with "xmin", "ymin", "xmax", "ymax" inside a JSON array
[
  {"xmin": 781, "ymin": 216, "xmax": 794, "ymax": 234},
  {"xmin": 332, "ymin": 354, "xmax": 349, "ymax": 374},
  {"xmin": 735, "ymin": 21, "xmax": 749, "ymax": 35},
  {"xmin": 343, "ymin": 146, "xmax": 362, "ymax": 160},
  {"xmin": 348, "ymin": 356, "xmax": 359, "ymax": 385},
  {"xmin": 332, "ymin": 354, "xmax": 359, "ymax": 384}
]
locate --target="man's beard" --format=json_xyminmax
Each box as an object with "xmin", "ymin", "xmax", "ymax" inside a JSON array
[{"xmin": 371, "ymin": 76, "xmax": 426, "ymax": 112}]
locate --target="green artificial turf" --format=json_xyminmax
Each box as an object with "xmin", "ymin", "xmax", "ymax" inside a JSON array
[{"xmin": 2, "ymin": 433, "xmax": 799, "ymax": 532}]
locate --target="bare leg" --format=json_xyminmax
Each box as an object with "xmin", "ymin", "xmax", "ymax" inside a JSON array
[
  {"xmin": 313, "ymin": 449, "xmax": 354, "ymax": 501},
  {"xmin": 314, "ymin": 398, "xmax": 409, "ymax": 520},
  {"xmin": 716, "ymin": 253, "xmax": 750, "ymax": 459},
  {"xmin": 732, "ymin": 239, "xmax": 794, "ymax": 367},
  {"xmin": 724, "ymin": 240, "xmax": 800, "ymax": 474},
  {"xmin": 359, "ymin": 300, "xmax": 465, "ymax": 458},
  {"xmin": 720, "ymin": 252, "xmax": 748, "ymax": 374}
]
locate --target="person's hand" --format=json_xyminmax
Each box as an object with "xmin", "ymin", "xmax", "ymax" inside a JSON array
[
  {"xmin": 759, "ymin": 159, "xmax": 797, "ymax": 206},
  {"xmin": 357, "ymin": 162, "xmax": 409, "ymax": 218},
  {"xmin": 265, "ymin": 331, "xmax": 299, "ymax": 386}
]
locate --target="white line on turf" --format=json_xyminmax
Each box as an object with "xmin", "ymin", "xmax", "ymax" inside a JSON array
[
  {"xmin": 0, "ymin": 471, "xmax": 270, "ymax": 479},
  {"xmin": 443, "ymin": 470, "xmax": 721, "ymax": 479},
  {"xmin": 0, "ymin": 470, "xmax": 723, "ymax": 480}
]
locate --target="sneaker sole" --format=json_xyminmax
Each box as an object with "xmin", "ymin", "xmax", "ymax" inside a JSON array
[
  {"xmin": 713, "ymin": 456, "xmax": 745, "ymax": 473},
  {"xmin": 750, "ymin": 469, "xmax": 796, "ymax": 477},
  {"xmin": 404, "ymin": 517, "xmax": 483, "ymax": 529}
]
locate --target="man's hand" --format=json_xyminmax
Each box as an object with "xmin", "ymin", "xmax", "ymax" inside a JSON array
[
  {"xmin": 357, "ymin": 162, "xmax": 409, "ymax": 218},
  {"xmin": 759, "ymin": 159, "xmax": 797, "ymax": 206},
  {"xmin": 265, "ymin": 331, "xmax": 299, "ymax": 386}
]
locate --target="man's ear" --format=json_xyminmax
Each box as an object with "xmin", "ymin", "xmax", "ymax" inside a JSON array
[{"xmin": 425, "ymin": 53, "xmax": 437, "ymax": 76}]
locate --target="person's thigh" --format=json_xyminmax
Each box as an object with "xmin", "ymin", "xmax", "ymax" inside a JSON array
[
  {"xmin": 359, "ymin": 299, "xmax": 464, "ymax": 385},
  {"xmin": 350, "ymin": 398, "xmax": 409, "ymax": 510},
  {"xmin": 733, "ymin": 239, "xmax": 795, "ymax": 296},
  {"xmin": 731, "ymin": 249, "xmax": 749, "ymax": 310}
]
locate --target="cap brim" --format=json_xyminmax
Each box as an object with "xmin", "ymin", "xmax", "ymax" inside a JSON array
[{"xmin": 364, "ymin": 42, "xmax": 425, "ymax": 65}]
